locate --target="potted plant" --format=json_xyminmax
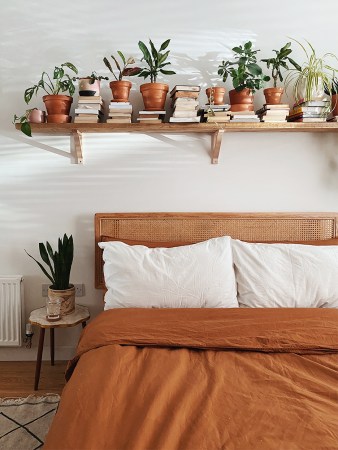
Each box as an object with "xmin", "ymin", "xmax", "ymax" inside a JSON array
[
  {"xmin": 218, "ymin": 41, "xmax": 270, "ymax": 111},
  {"xmin": 25, "ymin": 234, "xmax": 75, "ymax": 316},
  {"xmin": 13, "ymin": 108, "xmax": 46, "ymax": 136},
  {"xmin": 137, "ymin": 38, "xmax": 176, "ymax": 110},
  {"xmin": 285, "ymin": 39, "xmax": 338, "ymax": 106},
  {"xmin": 261, "ymin": 42, "xmax": 300, "ymax": 104},
  {"xmin": 205, "ymin": 86, "xmax": 226, "ymax": 105},
  {"xmin": 103, "ymin": 52, "xmax": 141, "ymax": 102},
  {"xmin": 325, "ymin": 78, "xmax": 338, "ymax": 116},
  {"xmin": 73, "ymin": 71, "xmax": 108, "ymax": 97},
  {"xmin": 24, "ymin": 62, "xmax": 78, "ymax": 123}
]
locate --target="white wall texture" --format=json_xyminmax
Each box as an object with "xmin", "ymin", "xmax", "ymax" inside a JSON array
[{"xmin": 1, "ymin": 0, "xmax": 338, "ymax": 360}]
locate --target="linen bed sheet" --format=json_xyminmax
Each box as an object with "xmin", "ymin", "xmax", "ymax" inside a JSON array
[{"xmin": 44, "ymin": 308, "xmax": 338, "ymax": 450}]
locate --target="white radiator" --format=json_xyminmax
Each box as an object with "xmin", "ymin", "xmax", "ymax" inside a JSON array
[{"xmin": 0, "ymin": 276, "xmax": 24, "ymax": 346}]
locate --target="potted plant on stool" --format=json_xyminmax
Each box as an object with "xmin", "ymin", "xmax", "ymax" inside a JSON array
[
  {"xmin": 25, "ymin": 234, "xmax": 75, "ymax": 316},
  {"xmin": 218, "ymin": 41, "xmax": 270, "ymax": 111},
  {"xmin": 24, "ymin": 62, "xmax": 78, "ymax": 123},
  {"xmin": 103, "ymin": 51, "xmax": 141, "ymax": 102},
  {"xmin": 137, "ymin": 38, "xmax": 176, "ymax": 110},
  {"xmin": 261, "ymin": 42, "xmax": 300, "ymax": 104}
]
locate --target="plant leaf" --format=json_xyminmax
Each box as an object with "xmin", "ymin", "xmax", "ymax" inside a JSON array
[
  {"xmin": 247, "ymin": 63, "xmax": 262, "ymax": 75},
  {"xmin": 159, "ymin": 39, "xmax": 170, "ymax": 51},
  {"xmin": 138, "ymin": 41, "xmax": 152, "ymax": 65},
  {"xmin": 160, "ymin": 69, "xmax": 176, "ymax": 75},
  {"xmin": 62, "ymin": 62, "xmax": 78, "ymax": 74},
  {"xmin": 25, "ymin": 249, "xmax": 54, "ymax": 285},
  {"xmin": 103, "ymin": 57, "xmax": 114, "ymax": 73},
  {"xmin": 117, "ymin": 51, "xmax": 126, "ymax": 65},
  {"xmin": 21, "ymin": 122, "xmax": 32, "ymax": 137}
]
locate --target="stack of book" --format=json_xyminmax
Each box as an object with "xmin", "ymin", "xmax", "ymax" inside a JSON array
[
  {"xmin": 256, "ymin": 104, "xmax": 290, "ymax": 122},
  {"xmin": 230, "ymin": 111, "xmax": 260, "ymax": 123},
  {"xmin": 287, "ymin": 100, "xmax": 330, "ymax": 123},
  {"xmin": 107, "ymin": 102, "xmax": 133, "ymax": 124},
  {"xmin": 136, "ymin": 110, "xmax": 166, "ymax": 124},
  {"xmin": 73, "ymin": 96, "xmax": 104, "ymax": 123},
  {"xmin": 200, "ymin": 104, "xmax": 231, "ymax": 123},
  {"xmin": 169, "ymin": 85, "xmax": 201, "ymax": 123}
]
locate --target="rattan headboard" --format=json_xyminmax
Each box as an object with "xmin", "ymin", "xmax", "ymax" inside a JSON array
[{"xmin": 95, "ymin": 212, "xmax": 338, "ymax": 289}]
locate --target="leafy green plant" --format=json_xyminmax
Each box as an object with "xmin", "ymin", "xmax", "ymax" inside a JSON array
[
  {"xmin": 218, "ymin": 41, "xmax": 270, "ymax": 92},
  {"xmin": 24, "ymin": 62, "xmax": 78, "ymax": 104},
  {"xmin": 103, "ymin": 52, "xmax": 141, "ymax": 81},
  {"xmin": 261, "ymin": 42, "xmax": 301, "ymax": 88},
  {"xmin": 324, "ymin": 77, "xmax": 338, "ymax": 95},
  {"xmin": 73, "ymin": 71, "xmax": 108, "ymax": 84},
  {"xmin": 12, "ymin": 109, "xmax": 36, "ymax": 137},
  {"xmin": 285, "ymin": 39, "xmax": 338, "ymax": 103},
  {"xmin": 137, "ymin": 39, "xmax": 176, "ymax": 83},
  {"xmin": 25, "ymin": 234, "xmax": 74, "ymax": 290}
]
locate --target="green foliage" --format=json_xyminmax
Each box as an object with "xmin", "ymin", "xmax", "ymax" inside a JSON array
[
  {"xmin": 12, "ymin": 109, "xmax": 36, "ymax": 137},
  {"xmin": 137, "ymin": 39, "xmax": 176, "ymax": 83},
  {"xmin": 24, "ymin": 62, "xmax": 78, "ymax": 104},
  {"xmin": 73, "ymin": 71, "xmax": 109, "ymax": 84},
  {"xmin": 103, "ymin": 51, "xmax": 141, "ymax": 81},
  {"xmin": 261, "ymin": 42, "xmax": 301, "ymax": 88},
  {"xmin": 325, "ymin": 77, "xmax": 338, "ymax": 95},
  {"xmin": 285, "ymin": 39, "xmax": 338, "ymax": 103},
  {"xmin": 218, "ymin": 41, "xmax": 270, "ymax": 92},
  {"xmin": 25, "ymin": 234, "xmax": 74, "ymax": 290}
]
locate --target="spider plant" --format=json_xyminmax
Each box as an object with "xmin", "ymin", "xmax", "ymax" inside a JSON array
[{"xmin": 285, "ymin": 39, "xmax": 338, "ymax": 104}]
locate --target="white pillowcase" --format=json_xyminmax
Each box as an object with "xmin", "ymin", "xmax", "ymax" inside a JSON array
[
  {"xmin": 98, "ymin": 236, "xmax": 238, "ymax": 309},
  {"xmin": 232, "ymin": 239, "xmax": 338, "ymax": 308}
]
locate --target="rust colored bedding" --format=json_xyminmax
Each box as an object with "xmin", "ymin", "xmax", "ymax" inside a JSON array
[{"xmin": 44, "ymin": 308, "xmax": 338, "ymax": 450}]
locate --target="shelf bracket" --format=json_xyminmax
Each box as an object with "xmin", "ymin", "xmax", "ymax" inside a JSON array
[
  {"xmin": 211, "ymin": 129, "xmax": 224, "ymax": 164},
  {"xmin": 70, "ymin": 130, "xmax": 83, "ymax": 164}
]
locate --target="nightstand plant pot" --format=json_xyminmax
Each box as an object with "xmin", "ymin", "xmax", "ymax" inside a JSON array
[
  {"xmin": 140, "ymin": 83, "xmax": 169, "ymax": 111},
  {"xmin": 110, "ymin": 80, "xmax": 132, "ymax": 102},
  {"xmin": 263, "ymin": 87, "xmax": 284, "ymax": 105},
  {"xmin": 78, "ymin": 78, "xmax": 101, "ymax": 96},
  {"xmin": 206, "ymin": 87, "xmax": 226, "ymax": 105},
  {"xmin": 229, "ymin": 88, "xmax": 254, "ymax": 112},
  {"xmin": 48, "ymin": 285, "xmax": 75, "ymax": 316},
  {"xmin": 43, "ymin": 95, "xmax": 73, "ymax": 123}
]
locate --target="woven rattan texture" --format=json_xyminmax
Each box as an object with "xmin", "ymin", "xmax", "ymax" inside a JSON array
[{"xmin": 95, "ymin": 214, "xmax": 337, "ymax": 289}]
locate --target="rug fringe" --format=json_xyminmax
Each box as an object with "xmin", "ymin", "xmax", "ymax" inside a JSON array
[{"xmin": 0, "ymin": 393, "xmax": 60, "ymax": 405}]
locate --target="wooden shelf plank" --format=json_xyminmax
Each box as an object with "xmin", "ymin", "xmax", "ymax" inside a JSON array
[{"xmin": 15, "ymin": 122, "xmax": 338, "ymax": 164}]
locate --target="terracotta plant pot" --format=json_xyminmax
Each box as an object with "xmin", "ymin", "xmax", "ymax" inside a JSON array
[
  {"xmin": 28, "ymin": 109, "xmax": 46, "ymax": 123},
  {"xmin": 264, "ymin": 87, "xmax": 284, "ymax": 105},
  {"xmin": 110, "ymin": 80, "xmax": 132, "ymax": 102},
  {"xmin": 206, "ymin": 87, "xmax": 226, "ymax": 105},
  {"xmin": 48, "ymin": 285, "xmax": 75, "ymax": 316},
  {"xmin": 78, "ymin": 78, "xmax": 100, "ymax": 96},
  {"xmin": 140, "ymin": 82, "xmax": 169, "ymax": 111},
  {"xmin": 331, "ymin": 94, "xmax": 338, "ymax": 116},
  {"xmin": 43, "ymin": 95, "xmax": 73, "ymax": 116},
  {"xmin": 229, "ymin": 88, "xmax": 254, "ymax": 112},
  {"xmin": 47, "ymin": 114, "xmax": 72, "ymax": 124}
]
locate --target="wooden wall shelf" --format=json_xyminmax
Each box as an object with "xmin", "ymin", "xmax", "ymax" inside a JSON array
[{"xmin": 15, "ymin": 122, "xmax": 338, "ymax": 165}]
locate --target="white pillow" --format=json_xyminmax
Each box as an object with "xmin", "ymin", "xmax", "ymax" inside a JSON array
[
  {"xmin": 98, "ymin": 236, "xmax": 238, "ymax": 309},
  {"xmin": 232, "ymin": 239, "xmax": 338, "ymax": 308}
]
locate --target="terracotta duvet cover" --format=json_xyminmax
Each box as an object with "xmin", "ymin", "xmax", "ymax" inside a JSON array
[{"xmin": 44, "ymin": 308, "xmax": 338, "ymax": 450}]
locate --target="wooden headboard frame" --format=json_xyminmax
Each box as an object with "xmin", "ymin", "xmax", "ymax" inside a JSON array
[{"xmin": 95, "ymin": 212, "xmax": 338, "ymax": 289}]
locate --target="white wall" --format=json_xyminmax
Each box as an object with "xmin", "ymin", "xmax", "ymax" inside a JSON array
[{"xmin": 1, "ymin": 0, "xmax": 338, "ymax": 360}]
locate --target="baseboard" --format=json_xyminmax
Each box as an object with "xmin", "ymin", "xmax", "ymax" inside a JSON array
[{"xmin": 0, "ymin": 346, "xmax": 76, "ymax": 361}]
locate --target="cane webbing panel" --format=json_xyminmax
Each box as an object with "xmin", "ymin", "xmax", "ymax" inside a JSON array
[{"xmin": 95, "ymin": 213, "xmax": 338, "ymax": 289}]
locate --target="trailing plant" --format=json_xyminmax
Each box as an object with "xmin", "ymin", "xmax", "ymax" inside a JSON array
[
  {"xmin": 137, "ymin": 39, "xmax": 176, "ymax": 83},
  {"xmin": 285, "ymin": 39, "xmax": 338, "ymax": 103},
  {"xmin": 261, "ymin": 42, "xmax": 301, "ymax": 88},
  {"xmin": 73, "ymin": 71, "xmax": 108, "ymax": 84},
  {"xmin": 24, "ymin": 62, "xmax": 78, "ymax": 104},
  {"xmin": 103, "ymin": 52, "xmax": 141, "ymax": 81},
  {"xmin": 12, "ymin": 109, "xmax": 36, "ymax": 137},
  {"xmin": 25, "ymin": 234, "xmax": 74, "ymax": 290},
  {"xmin": 218, "ymin": 41, "xmax": 270, "ymax": 92}
]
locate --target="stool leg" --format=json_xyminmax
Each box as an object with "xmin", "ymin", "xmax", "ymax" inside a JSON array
[
  {"xmin": 50, "ymin": 328, "xmax": 54, "ymax": 366},
  {"xmin": 34, "ymin": 328, "xmax": 45, "ymax": 391}
]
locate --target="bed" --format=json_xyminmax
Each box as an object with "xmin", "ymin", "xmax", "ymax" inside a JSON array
[{"xmin": 44, "ymin": 212, "xmax": 338, "ymax": 450}]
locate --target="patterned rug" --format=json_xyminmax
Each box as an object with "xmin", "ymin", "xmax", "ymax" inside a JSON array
[{"xmin": 0, "ymin": 394, "xmax": 59, "ymax": 450}]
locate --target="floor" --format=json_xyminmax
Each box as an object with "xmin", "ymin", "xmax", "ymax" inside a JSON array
[{"xmin": 0, "ymin": 361, "xmax": 67, "ymax": 397}]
